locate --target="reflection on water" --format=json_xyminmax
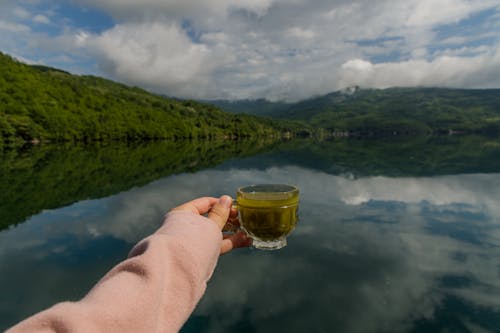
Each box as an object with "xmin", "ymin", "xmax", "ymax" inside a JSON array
[
  {"xmin": 0, "ymin": 139, "xmax": 276, "ymax": 230},
  {"xmin": 184, "ymin": 167, "xmax": 500, "ymax": 333},
  {"xmin": 1, "ymin": 136, "xmax": 500, "ymax": 331}
]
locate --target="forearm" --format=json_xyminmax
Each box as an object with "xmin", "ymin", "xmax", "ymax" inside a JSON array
[{"xmin": 7, "ymin": 211, "xmax": 222, "ymax": 333}]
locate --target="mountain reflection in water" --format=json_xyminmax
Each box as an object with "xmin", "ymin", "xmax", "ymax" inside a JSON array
[{"xmin": 1, "ymin": 136, "xmax": 500, "ymax": 332}]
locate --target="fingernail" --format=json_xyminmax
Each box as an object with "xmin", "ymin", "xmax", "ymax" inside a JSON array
[{"xmin": 220, "ymin": 195, "xmax": 232, "ymax": 208}]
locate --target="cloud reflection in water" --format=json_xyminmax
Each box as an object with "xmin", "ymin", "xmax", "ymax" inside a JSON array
[{"xmin": 1, "ymin": 166, "xmax": 500, "ymax": 332}]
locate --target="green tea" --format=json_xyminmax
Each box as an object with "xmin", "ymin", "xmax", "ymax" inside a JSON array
[
  {"xmin": 238, "ymin": 205, "xmax": 298, "ymax": 240},
  {"xmin": 237, "ymin": 184, "xmax": 299, "ymax": 242}
]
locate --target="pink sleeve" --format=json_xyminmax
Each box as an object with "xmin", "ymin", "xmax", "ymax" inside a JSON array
[{"xmin": 7, "ymin": 211, "xmax": 222, "ymax": 333}]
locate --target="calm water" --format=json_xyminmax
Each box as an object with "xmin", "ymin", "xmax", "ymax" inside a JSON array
[{"xmin": 1, "ymin": 137, "xmax": 500, "ymax": 332}]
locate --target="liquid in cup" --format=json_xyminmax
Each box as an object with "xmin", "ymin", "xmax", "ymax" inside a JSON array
[{"xmin": 236, "ymin": 184, "xmax": 299, "ymax": 250}]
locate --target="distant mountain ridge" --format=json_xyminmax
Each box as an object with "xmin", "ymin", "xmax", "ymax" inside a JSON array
[
  {"xmin": 210, "ymin": 87, "xmax": 500, "ymax": 135},
  {"xmin": 209, "ymin": 99, "xmax": 292, "ymax": 117}
]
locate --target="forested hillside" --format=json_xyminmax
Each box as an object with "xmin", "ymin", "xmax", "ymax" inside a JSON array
[
  {"xmin": 4, "ymin": 49, "xmax": 499, "ymax": 144},
  {"xmin": 0, "ymin": 52, "xmax": 290, "ymax": 147},
  {"xmin": 210, "ymin": 99, "xmax": 292, "ymax": 117},
  {"xmin": 213, "ymin": 87, "xmax": 500, "ymax": 135},
  {"xmin": 302, "ymin": 88, "xmax": 500, "ymax": 134}
]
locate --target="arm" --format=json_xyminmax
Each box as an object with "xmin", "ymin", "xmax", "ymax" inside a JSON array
[{"xmin": 7, "ymin": 196, "xmax": 250, "ymax": 333}]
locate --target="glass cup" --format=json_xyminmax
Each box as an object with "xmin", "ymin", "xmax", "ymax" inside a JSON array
[{"xmin": 236, "ymin": 184, "xmax": 299, "ymax": 250}]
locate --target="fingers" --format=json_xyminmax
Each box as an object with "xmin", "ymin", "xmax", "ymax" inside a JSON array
[
  {"xmin": 171, "ymin": 196, "xmax": 254, "ymax": 254},
  {"xmin": 220, "ymin": 231, "xmax": 253, "ymax": 255},
  {"xmin": 207, "ymin": 195, "xmax": 233, "ymax": 230},
  {"xmin": 229, "ymin": 205, "xmax": 238, "ymax": 220},
  {"xmin": 171, "ymin": 197, "xmax": 218, "ymax": 215},
  {"xmin": 222, "ymin": 208, "xmax": 240, "ymax": 232},
  {"xmin": 171, "ymin": 196, "xmax": 234, "ymax": 231}
]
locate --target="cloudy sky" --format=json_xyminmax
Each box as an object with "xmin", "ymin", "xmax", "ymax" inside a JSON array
[{"xmin": 1, "ymin": 0, "xmax": 499, "ymax": 101}]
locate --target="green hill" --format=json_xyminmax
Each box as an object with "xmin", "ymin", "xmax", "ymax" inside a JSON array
[
  {"xmin": 303, "ymin": 88, "xmax": 500, "ymax": 135},
  {"xmin": 4, "ymin": 49, "xmax": 498, "ymax": 141},
  {"xmin": 0, "ymin": 52, "xmax": 288, "ymax": 147},
  {"xmin": 209, "ymin": 98, "xmax": 292, "ymax": 117},
  {"xmin": 213, "ymin": 87, "xmax": 500, "ymax": 135}
]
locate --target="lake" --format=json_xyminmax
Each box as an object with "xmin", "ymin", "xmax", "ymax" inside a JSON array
[{"xmin": 1, "ymin": 136, "xmax": 500, "ymax": 332}]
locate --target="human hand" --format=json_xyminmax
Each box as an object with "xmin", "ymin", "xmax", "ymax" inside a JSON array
[{"xmin": 171, "ymin": 196, "xmax": 252, "ymax": 254}]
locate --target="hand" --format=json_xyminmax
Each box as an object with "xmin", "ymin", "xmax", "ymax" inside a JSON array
[{"xmin": 171, "ymin": 196, "xmax": 252, "ymax": 254}]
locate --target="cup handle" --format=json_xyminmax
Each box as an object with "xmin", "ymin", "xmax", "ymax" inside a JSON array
[{"xmin": 222, "ymin": 203, "xmax": 240, "ymax": 233}]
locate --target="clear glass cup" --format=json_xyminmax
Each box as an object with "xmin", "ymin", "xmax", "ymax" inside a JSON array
[{"xmin": 236, "ymin": 184, "xmax": 299, "ymax": 250}]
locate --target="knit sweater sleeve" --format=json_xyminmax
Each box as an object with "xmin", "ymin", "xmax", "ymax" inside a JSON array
[{"xmin": 7, "ymin": 211, "xmax": 222, "ymax": 333}]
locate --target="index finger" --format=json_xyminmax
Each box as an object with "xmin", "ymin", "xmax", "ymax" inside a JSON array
[{"xmin": 171, "ymin": 197, "xmax": 218, "ymax": 215}]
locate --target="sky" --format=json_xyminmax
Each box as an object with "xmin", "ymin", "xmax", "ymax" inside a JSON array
[{"xmin": 1, "ymin": 0, "xmax": 499, "ymax": 101}]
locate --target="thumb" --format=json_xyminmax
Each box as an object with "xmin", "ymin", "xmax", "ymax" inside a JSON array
[{"xmin": 208, "ymin": 195, "xmax": 232, "ymax": 230}]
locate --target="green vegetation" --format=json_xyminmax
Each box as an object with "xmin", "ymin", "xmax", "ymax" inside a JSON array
[
  {"xmin": 210, "ymin": 99, "xmax": 292, "ymax": 117},
  {"xmin": 0, "ymin": 139, "xmax": 281, "ymax": 230},
  {"xmin": 3, "ymin": 135, "xmax": 500, "ymax": 230},
  {"xmin": 304, "ymin": 88, "xmax": 500, "ymax": 135},
  {"xmin": 213, "ymin": 87, "xmax": 500, "ymax": 135},
  {"xmin": 0, "ymin": 52, "xmax": 294, "ymax": 147},
  {"xmin": 2, "ymin": 49, "xmax": 500, "ymax": 229},
  {"xmin": 4, "ymin": 49, "xmax": 498, "ymax": 142},
  {"xmin": 246, "ymin": 135, "xmax": 500, "ymax": 177}
]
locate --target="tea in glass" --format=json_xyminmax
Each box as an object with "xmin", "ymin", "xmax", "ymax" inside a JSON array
[{"xmin": 236, "ymin": 184, "xmax": 299, "ymax": 250}]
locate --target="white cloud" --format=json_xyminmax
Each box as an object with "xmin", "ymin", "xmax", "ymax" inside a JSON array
[
  {"xmin": 75, "ymin": 0, "xmax": 500, "ymax": 100},
  {"xmin": 406, "ymin": 0, "xmax": 480, "ymax": 27},
  {"xmin": 74, "ymin": 31, "xmax": 89, "ymax": 46},
  {"xmin": 81, "ymin": 21, "xmax": 227, "ymax": 98},
  {"xmin": 13, "ymin": 7, "xmax": 31, "ymax": 19},
  {"xmin": 286, "ymin": 27, "xmax": 315, "ymax": 40},
  {"xmin": 337, "ymin": 51, "xmax": 500, "ymax": 90},
  {"xmin": 1, "ymin": 0, "xmax": 499, "ymax": 100},
  {"xmin": 0, "ymin": 20, "xmax": 30, "ymax": 33},
  {"xmin": 341, "ymin": 59, "xmax": 373, "ymax": 71},
  {"xmin": 33, "ymin": 14, "xmax": 50, "ymax": 24}
]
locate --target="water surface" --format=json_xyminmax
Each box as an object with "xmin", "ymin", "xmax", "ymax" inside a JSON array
[{"xmin": 1, "ymin": 137, "xmax": 499, "ymax": 332}]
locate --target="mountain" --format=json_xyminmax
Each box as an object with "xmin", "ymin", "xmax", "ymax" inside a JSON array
[
  {"xmin": 4, "ymin": 48, "xmax": 498, "ymax": 143},
  {"xmin": 293, "ymin": 87, "xmax": 500, "ymax": 134},
  {"xmin": 213, "ymin": 87, "xmax": 500, "ymax": 135},
  {"xmin": 209, "ymin": 99, "xmax": 292, "ymax": 117},
  {"xmin": 0, "ymin": 52, "xmax": 288, "ymax": 147}
]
